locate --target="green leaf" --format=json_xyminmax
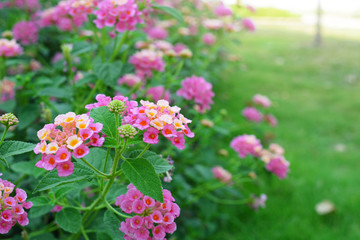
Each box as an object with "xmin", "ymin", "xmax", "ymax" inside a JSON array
[
  {"xmin": 89, "ymin": 106, "xmax": 117, "ymax": 139},
  {"xmin": 0, "ymin": 100, "xmax": 16, "ymax": 112},
  {"xmin": 28, "ymin": 196, "xmax": 51, "ymax": 207},
  {"xmin": 11, "ymin": 161, "xmax": 45, "ymax": 178},
  {"xmin": 0, "ymin": 141, "xmax": 35, "ymax": 158},
  {"xmin": 71, "ymin": 41, "xmax": 98, "ymax": 56},
  {"xmin": 122, "ymin": 158, "xmax": 163, "ymax": 202},
  {"xmin": 128, "ymin": 150, "xmax": 172, "ymax": 174},
  {"xmin": 103, "ymin": 137, "xmax": 118, "ymax": 148},
  {"xmin": 17, "ymin": 104, "xmax": 41, "ymax": 130},
  {"xmin": 34, "ymin": 163, "xmax": 94, "ymax": 193},
  {"xmin": 103, "ymin": 210, "xmax": 124, "ymax": 239},
  {"xmin": 56, "ymin": 208, "xmax": 82, "ymax": 233},
  {"xmin": 29, "ymin": 205, "xmax": 54, "ymax": 218},
  {"xmin": 37, "ymin": 87, "xmax": 72, "ymax": 99},
  {"xmin": 152, "ymin": 4, "xmax": 184, "ymax": 23},
  {"xmin": 75, "ymin": 73, "xmax": 97, "ymax": 87},
  {"xmin": 0, "ymin": 156, "xmax": 8, "ymax": 167},
  {"xmin": 93, "ymin": 61, "xmax": 123, "ymax": 87},
  {"xmin": 82, "ymin": 148, "xmax": 110, "ymax": 171}
]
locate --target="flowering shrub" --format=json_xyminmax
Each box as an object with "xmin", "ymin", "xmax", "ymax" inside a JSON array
[{"xmin": 0, "ymin": 0, "xmax": 290, "ymax": 239}]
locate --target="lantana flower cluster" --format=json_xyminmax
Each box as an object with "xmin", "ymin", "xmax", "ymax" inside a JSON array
[
  {"xmin": 242, "ymin": 94, "xmax": 277, "ymax": 127},
  {"xmin": 34, "ymin": 112, "xmax": 104, "ymax": 177},
  {"xmin": 124, "ymin": 99, "xmax": 194, "ymax": 150},
  {"xmin": 230, "ymin": 134, "xmax": 262, "ymax": 158},
  {"xmin": 212, "ymin": 166, "xmax": 232, "ymax": 185},
  {"xmin": 135, "ymin": 40, "xmax": 193, "ymax": 59},
  {"xmin": 115, "ymin": 184, "xmax": 180, "ymax": 240},
  {"xmin": 129, "ymin": 49, "xmax": 165, "ymax": 78},
  {"xmin": 0, "ymin": 39, "xmax": 22, "ymax": 58},
  {"xmin": 177, "ymin": 76, "xmax": 215, "ymax": 113},
  {"xmin": 93, "ymin": 0, "xmax": 144, "ymax": 32},
  {"xmin": 12, "ymin": 21, "xmax": 39, "ymax": 45},
  {"xmin": 258, "ymin": 143, "xmax": 290, "ymax": 179},
  {"xmin": 0, "ymin": 178, "xmax": 33, "ymax": 234},
  {"xmin": 39, "ymin": 0, "xmax": 90, "ymax": 31},
  {"xmin": 0, "ymin": 79, "xmax": 15, "ymax": 102}
]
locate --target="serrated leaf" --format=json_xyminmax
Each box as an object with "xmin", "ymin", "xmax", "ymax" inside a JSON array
[
  {"xmin": 0, "ymin": 156, "xmax": 8, "ymax": 167},
  {"xmin": 29, "ymin": 205, "xmax": 54, "ymax": 218},
  {"xmin": 37, "ymin": 87, "xmax": 72, "ymax": 99},
  {"xmin": 17, "ymin": 105, "xmax": 41, "ymax": 130},
  {"xmin": 11, "ymin": 161, "xmax": 45, "ymax": 178},
  {"xmin": 122, "ymin": 158, "xmax": 163, "ymax": 202},
  {"xmin": 128, "ymin": 150, "xmax": 172, "ymax": 174},
  {"xmin": 0, "ymin": 100, "xmax": 16, "ymax": 112},
  {"xmin": 93, "ymin": 61, "xmax": 123, "ymax": 87},
  {"xmin": 103, "ymin": 137, "xmax": 118, "ymax": 148},
  {"xmin": 82, "ymin": 148, "xmax": 110, "ymax": 171},
  {"xmin": 56, "ymin": 208, "xmax": 82, "ymax": 233},
  {"xmin": 152, "ymin": 4, "xmax": 184, "ymax": 23},
  {"xmin": 71, "ymin": 41, "xmax": 98, "ymax": 56},
  {"xmin": 89, "ymin": 106, "xmax": 117, "ymax": 139},
  {"xmin": 0, "ymin": 141, "xmax": 35, "ymax": 158},
  {"xmin": 28, "ymin": 196, "xmax": 51, "ymax": 207},
  {"xmin": 34, "ymin": 163, "xmax": 94, "ymax": 193},
  {"xmin": 103, "ymin": 210, "xmax": 124, "ymax": 239}
]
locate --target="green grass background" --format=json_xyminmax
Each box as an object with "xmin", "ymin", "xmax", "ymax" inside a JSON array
[{"xmin": 213, "ymin": 27, "xmax": 360, "ymax": 239}]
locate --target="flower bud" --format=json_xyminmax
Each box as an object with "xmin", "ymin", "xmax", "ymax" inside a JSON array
[
  {"xmin": 118, "ymin": 124, "xmax": 137, "ymax": 138},
  {"xmin": 178, "ymin": 49, "xmax": 193, "ymax": 58},
  {"xmin": 0, "ymin": 113, "xmax": 19, "ymax": 127},
  {"xmin": 108, "ymin": 100, "xmax": 126, "ymax": 114}
]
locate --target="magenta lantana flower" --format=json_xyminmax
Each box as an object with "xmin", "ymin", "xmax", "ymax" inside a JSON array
[
  {"xmin": 266, "ymin": 156, "xmax": 290, "ymax": 179},
  {"xmin": 177, "ymin": 76, "xmax": 214, "ymax": 113},
  {"xmin": 0, "ymin": 39, "xmax": 22, "ymax": 58},
  {"xmin": 212, "ymin": 166, "xmax": 232, "ymax": 185},
  {"xmin": 242, "ymin": 107, "xmax": 263, "ymax": 123},
  {"xmin": 253, "ymin": 94, "xmax": 271, "ymax": 108},
  {"xmin": 230, "ymin": 134, "xmax": 262, "ymax": 158},
  {"xmin": 129, "ymin": 49, "xmax": 165, "ymax": 78},
  {"xmin": 116, "ymin": 184, "xmax": 180, "ymax": 240},
  {"xmin": 12, "ymin": 21, "xmax": 39, "ymax": 45},
  {"xmin": 93, "ymin": 0, "xmax": 144, "ymax": 32},
  {"xmin": 0, "ymin": 179, "xmax": 32, "ymax": 234}
]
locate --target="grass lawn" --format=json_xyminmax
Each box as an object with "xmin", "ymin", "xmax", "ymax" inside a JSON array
[{"xmin": 214, "ymin": 27, "xmax": 360, "ymax": 239}]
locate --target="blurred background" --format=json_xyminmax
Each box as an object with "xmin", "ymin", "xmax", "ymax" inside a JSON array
[{"xmin": 213, "ymin": 0, "xmax": 360, "ymax": 239}]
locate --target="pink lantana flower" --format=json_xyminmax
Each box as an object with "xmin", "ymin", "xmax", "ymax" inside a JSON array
[{"xmin": 116, "ymin": 184, "xmax": 180, "ymax": 239}]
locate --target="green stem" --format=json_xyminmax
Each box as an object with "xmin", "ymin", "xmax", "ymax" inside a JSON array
[
  {"xmin": 29, "ymin": 223, "xmax": 58, "ymax": 237},
  {"xmin": 110, "ymin": 31, "xmax": 129, "ymax": 62},
  {"xmin": 104, "ymin": 200, "xmax": 131, "ymax": 219},
  {"xmin": 80, "ymin": 158, "xmax": 110, "ymax": 178},
  {"xmin": 0, "ymin": 126, "xmax": 9, "ymax": 146},
  {"xmin": 0, "ymin": 56, "xmax": 5, "ymax": 80},
  {"xmin": 81, "ymin": 226, "xmax": 90, "ymax": 240},
  {"xmin": 136, "ymin": 144, "xmax": 151, "ymax": 158}
]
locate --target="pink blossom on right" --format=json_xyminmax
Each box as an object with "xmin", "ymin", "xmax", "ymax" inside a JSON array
[
  {"xmin": 230, "ymin": 134, "xmax": 262, "ymax": 158},
  {"xmin": 266, "ymin": 156, "xmax": 290, "ymax": 179},
  {"xmin": 214, "ymin": 2, "xmax": 233, "ymax": 17},
  {"xmin": 177, "ymin": 76, "xmax": 214, "ymax": 113},
  {"xmin": 242, "ymin": 18, "xmax": 256, "ymax": 32},
  {"xmin": 242, "ymin": 107, "xmax": 263, "ymax": 123},
  {"xmin": 202, "ymin": 33, "xmax": 217, "ymax": 46},
  {"xmin": 253, "ymin": 94, "xmax": 271, "ymax": 108},
  {"xmin": 250, "ymin": 194, "xmax": 267, "ymax": 211},
  {"xmin": 212, "ymin": 166, "xmax": 232, "ymax": 185}
]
